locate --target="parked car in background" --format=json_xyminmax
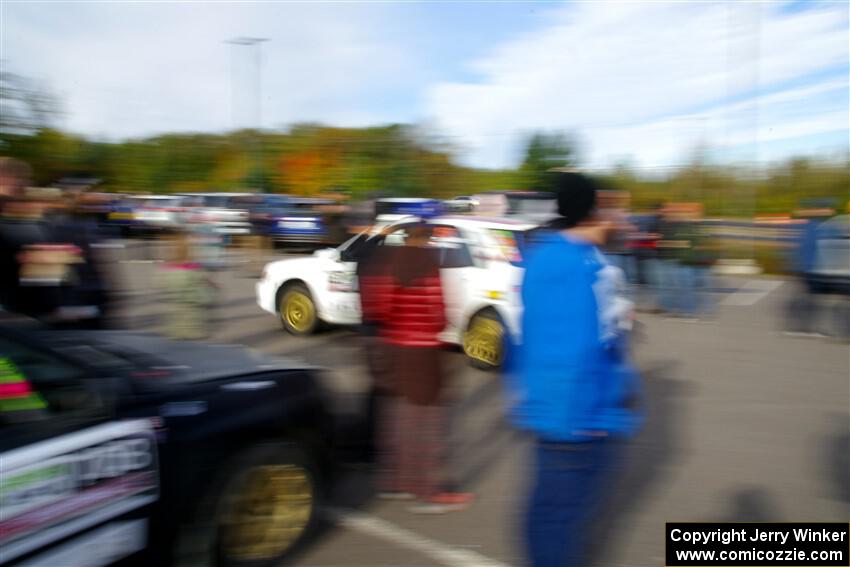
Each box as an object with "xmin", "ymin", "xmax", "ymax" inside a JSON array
[
  {"xmin": 470, "ymin": 191, "xmax": 558, "ymax": 226},
  {"xmin": 266, "ymin": 197, "xmax": 341, "ymax": 249},
  {"xmin": 104, "ymin": 195, "xmax": 137, "ymax": 235},
  {"xmin": 243, "ymin": 194, "xmax": 292, "ymax": 234},
  {"xmin": 125, "ymin": 195, "xmax": 188, "ymax": 236},
  {"xmin": 178, "ymin": 193, "xmax": 253, "ymax": 236},
  {"xmin": 73, "ymin": 192, "xmax": 118, "ymax": 225},
  {"xmin": 504, "ymin": 191, "xmax": 558, "ymax": 225},
  {"xmin": 471, "ymin": 192, "xmax": 510, "ymax": 217},
  {"xmin": 0, "ymin": 319, "xmax": 333, "ymax": 567},
  {"xmin": 373, "ymin": 198, "xmax": 444, "ymax": 226},
  {"xmin": 257, "ymin": 215, "xmax": 537, "ymax": 369},
  {"xmin": 444, "ymin": 195, "xmax": 479, "ymax": 213},
  {"xmin": 810, "ymin": 214, "xmax": 850, "ymax": 295}
]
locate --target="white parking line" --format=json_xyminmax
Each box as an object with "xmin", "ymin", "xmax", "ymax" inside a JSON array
[
  {"xmin": 721, "ymin": 279, "xmax": 785, "ymax": 306},
  {"xmin": 327, "ymin": 508, "xmax": 511, "ymax": 567}
]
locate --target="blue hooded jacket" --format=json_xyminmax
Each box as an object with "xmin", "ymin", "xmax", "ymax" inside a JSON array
[{"xmin": 508, "ymin": 231, "xmax": 642, "ymax": 442}]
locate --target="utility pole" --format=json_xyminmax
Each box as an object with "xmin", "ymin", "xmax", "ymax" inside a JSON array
[{"xmin": 225, "ymin": 37, "xmax": 269, "ymax": 192}]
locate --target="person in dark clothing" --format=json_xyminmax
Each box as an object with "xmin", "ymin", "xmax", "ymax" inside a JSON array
[
  {"xmin": 355, "ymin": 229, "xmax": 395, "ymax": 463},
  {"xmin": 1, "ymin": 187, "xmax": 113, "ymax": 329},
  {"xmin": 360, "ymin": 224, "xmax": 474, "ymax": 514},
  {"xmin": 668, "ymin": 209, "xmax": 714, "ymax": 318},
  {"xmin": 47, "ymin": 199, "xmax": 114, "ymax": 329},
  {"xmin": 0, "ymin": 194, "xmax": 65, "ymax": 319},
  {"xmin": 653, "ymin": 206, "xmax": 684, "ymax": 314}
]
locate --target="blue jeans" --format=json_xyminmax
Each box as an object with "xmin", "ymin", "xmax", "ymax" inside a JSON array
[
  {"xmin": 606, "ymin": 253, "xmax": 638, "ymax": 286},
  {"xmin": 678, "ymin": 265, "xmax": 712, "ymax": 316},
  {"xmin": 649, "ymin": 259, "xmax": 679, "ymax": 313},
  {"xmin": 525, "ymin": 439, "xmax": 620, "ymax": 567}
]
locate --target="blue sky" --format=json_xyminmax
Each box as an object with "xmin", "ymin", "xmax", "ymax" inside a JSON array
[{"xmin": 2, "ymin": 1, "xmax": 847, "ymax": 171}]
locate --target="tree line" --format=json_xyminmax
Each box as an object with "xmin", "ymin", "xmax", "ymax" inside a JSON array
[{"xmin": 1, "ymin": 73, "xmax": 847, "ymax": 216}]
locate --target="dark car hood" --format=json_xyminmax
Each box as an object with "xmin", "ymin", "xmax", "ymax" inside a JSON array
[{"xmin": 37, "ymin": 330, "xmax": 311, "ymax": 386}]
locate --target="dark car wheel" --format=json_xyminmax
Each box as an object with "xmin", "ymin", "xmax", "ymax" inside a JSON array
[
  {"xmin": 278, "ymin": 284, "xmax": 319, "ymax": 336},
  {"xmin": 177, "ymin": 442, "xmax": 320, "ymax": 567},
  {"xmin": 463, "ymin": 309, "xmax": 507, "ymax": 371}
]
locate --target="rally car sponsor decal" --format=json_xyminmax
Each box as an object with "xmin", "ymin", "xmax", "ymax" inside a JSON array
[
  {"xmin": 0, "ymin": 420, "xmax": 158, "ymax": 565},
  {"xmin": 0, "ymin": 358, "xmax": 46, "ymax": 414}
]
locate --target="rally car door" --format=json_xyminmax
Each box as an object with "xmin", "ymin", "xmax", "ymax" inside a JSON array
[
  {"xmin": 0, "ymin": 337, "xmax": 157, "ymax": 567},
  {"xmin": 430, "ymin": 225, "xmax": 477, "ymax": 340}
]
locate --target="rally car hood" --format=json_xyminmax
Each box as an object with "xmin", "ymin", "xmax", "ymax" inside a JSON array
[
  {"xmin": 265, "ymin": 254, "xmax": 321, "ymax": 275},
  {"xmin": 36, "ymin": 330, "xmax": 310, "ymax": 387}
]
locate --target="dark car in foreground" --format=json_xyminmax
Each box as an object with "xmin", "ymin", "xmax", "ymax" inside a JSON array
[{"xmin": 0, "ymin": 322, "xmax": 333, "ymax": 567}]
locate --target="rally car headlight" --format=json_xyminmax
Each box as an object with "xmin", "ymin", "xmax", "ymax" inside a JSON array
[{"xmin": 328, "ymin": 271, "xmax": 356, "ymax": 292}]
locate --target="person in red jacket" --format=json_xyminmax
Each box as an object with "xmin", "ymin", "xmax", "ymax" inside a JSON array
[{"xmin": 360, "ymin": 223, "xmax": 474, "ymax": 514}]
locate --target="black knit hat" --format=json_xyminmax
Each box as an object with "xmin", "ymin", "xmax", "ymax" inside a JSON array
[{"xmin": 547, "ymin": 171, "xmax": 597, "ymax": 229}]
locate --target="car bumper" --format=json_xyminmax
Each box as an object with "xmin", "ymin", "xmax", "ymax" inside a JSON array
[{"xmin": 256, "ymin": 279, "xmax": 278, "ymax": 314}]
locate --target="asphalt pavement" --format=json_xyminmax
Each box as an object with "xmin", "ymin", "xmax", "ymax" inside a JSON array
[{"xmin": 109, "ymin": 241, "xmax": 849, "ymax": 567}]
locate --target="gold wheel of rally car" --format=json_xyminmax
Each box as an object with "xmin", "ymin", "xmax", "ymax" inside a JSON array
[
  {"xmin": 463, "ymin": 310, "xmax": 506, "ymax": 370},
  {"xmin": 279, "ymin": 284, "xmax": 318, "ymax": 335},
  {"xmin": 220, "ymin": 463, "xmax": 314, "ymax": 563}
]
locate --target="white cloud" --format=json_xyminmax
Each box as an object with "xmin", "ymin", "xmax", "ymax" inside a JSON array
[
  {"xmin": 2, "ymin": 1, "xmax": 847, "ymax": 171},
  {"xmin": 426, "ymin": 1, "xmax": 849, "ymax": 169},
  {"xmin": 2, "ymin": 2, "xmax": 416, "ymax": 138},
  {"xmin": 581, "ymin": 75, "xmax": 849, "ymax": 169}
]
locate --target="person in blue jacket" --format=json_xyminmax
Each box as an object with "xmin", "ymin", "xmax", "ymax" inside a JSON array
[{"xmin": 510, "ymin": 171, "xmax": 642, "ymax": 567}]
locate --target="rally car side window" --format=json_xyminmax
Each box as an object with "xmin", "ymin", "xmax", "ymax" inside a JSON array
[
  {"xmin": 430, "ymin": 225, "xmax": 474, "ymax": 268},
  {"xmin": 367, "ymin": 224, "xmax": 418, "ymax": 249},
  {"xmin": 339, "ymin": 232, "xmax": 370, "ymax": 262},
  {"xmin": 382, "ymin": 227, "xmax": 410, "ymax": 247},
  {"xmin": 0, "ymin": 338, "xmax": 103, "ymax": 425}
]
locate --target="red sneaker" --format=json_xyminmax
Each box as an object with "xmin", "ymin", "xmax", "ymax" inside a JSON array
[{"xmin": 408, "ymin": 492, "xmax": 475, "ymax": 514}]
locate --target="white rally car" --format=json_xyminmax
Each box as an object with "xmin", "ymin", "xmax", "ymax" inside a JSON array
[{"xmin": 257, "ymin": 216, "xmax": 536, "ymax": 369}]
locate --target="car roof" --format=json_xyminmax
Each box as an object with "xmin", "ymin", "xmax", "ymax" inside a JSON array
[
  {"xmin": 128, "ymin": 194, "xmax": 182, "ymax": 200},
  {"xmin": 178, "ymin": 192, "xmax": 255, "ymax": 197},
  {"xmin": 434, "ymin": 215, "xmax": 536, "ymax": 231},
  {"xmin": 377, "ymin": 197, "xmax": 441, "ymax": 203},
  {"xmin": 289, "ymin": 197, "xmax": 334, "ymax": 204}
]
